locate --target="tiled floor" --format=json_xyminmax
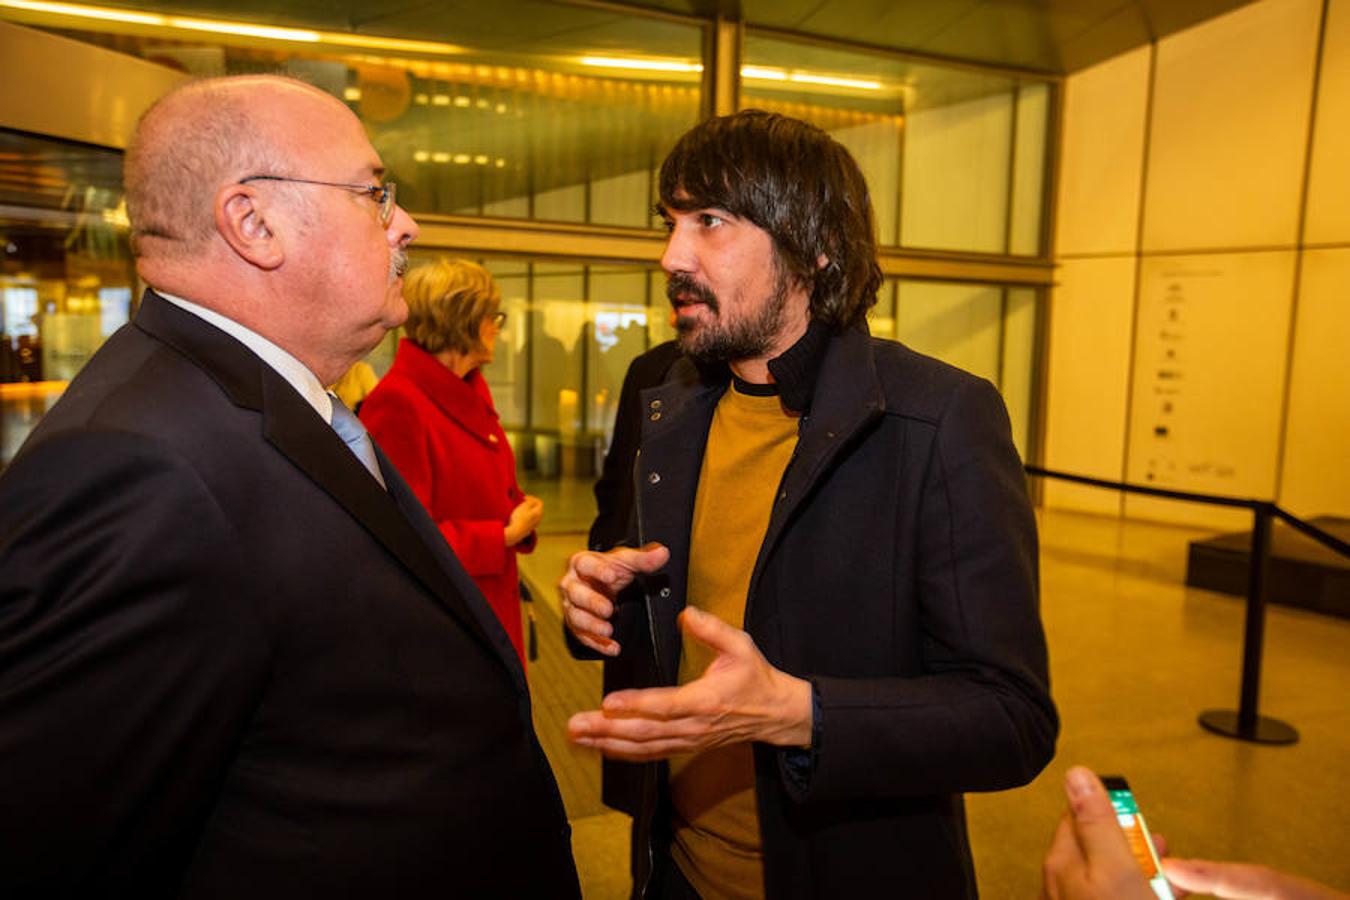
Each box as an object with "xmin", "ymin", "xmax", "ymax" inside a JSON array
[{"xmin": 521, "ymin": 506, "xmax": 1350, "ymax": 898}]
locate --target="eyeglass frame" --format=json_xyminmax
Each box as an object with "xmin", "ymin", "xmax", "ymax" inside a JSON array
[{"xmin": 238, "ymin": 175, "xmax": 397, "ymax": 226}]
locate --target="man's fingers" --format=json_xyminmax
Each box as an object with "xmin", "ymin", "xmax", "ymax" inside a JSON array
[
  {"xmin": 565, "ymin": 606, "xmax": 613, "ymax": 638},
  {"xmin": 678, "ymin": 606, "xmax": 754, "ymax": 658},
  {"xmin": 573, "ymin": 632, "xmax": 620, "ymax": 657},
  {"xmin": 569, "ymin": 734, "xmax": 695, "ymax": 762},
  {"xmin": 565, "ymin": 551, "xmax": 626, "ymax": 589},
  {"xmin": 558, "ymin": 584, "xmax": 614, "ymax": 624},
  {"xmin": 599, "ymin": 685, "xmax": 688, "ymax": 718},
  {"xmin": 607, "ymin": 542, "xmax": 671, "ymax": 575},
  {"xmin": 567, "ymin": 708, "xmax": 703, "ymax": 761}
]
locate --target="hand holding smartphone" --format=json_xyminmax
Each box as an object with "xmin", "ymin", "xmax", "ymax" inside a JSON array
[{"xmin": 1100, "ymin": 775, "xmax": 1177, "ymax": 900}]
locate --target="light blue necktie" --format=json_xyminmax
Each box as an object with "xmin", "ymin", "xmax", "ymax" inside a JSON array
[{"xmin": 328, "ymin": 394, "xmax": 386, "ymax": 490}]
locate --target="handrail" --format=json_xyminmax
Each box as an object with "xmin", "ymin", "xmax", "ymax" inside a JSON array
[{"xmin": 1022, "ymin": 465, "xmax": 1347, "ymax": 747}]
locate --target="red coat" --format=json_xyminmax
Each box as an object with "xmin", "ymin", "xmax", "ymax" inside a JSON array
[{"xmin": 360, "ymin": 339, "xmax": 534, "ymax": 667}]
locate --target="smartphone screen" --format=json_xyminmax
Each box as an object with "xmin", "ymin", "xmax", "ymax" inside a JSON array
[{"xmin": 1101, "ymin": 775, "xmax": 1176, "ymax": 900}]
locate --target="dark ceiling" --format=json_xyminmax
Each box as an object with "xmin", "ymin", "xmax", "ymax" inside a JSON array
[{"xmin": 614, "ymin": 0, "xmax": 1262, "ymax": 73}]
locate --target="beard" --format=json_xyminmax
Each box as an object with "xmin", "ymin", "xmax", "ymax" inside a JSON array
[{"xmin": 668, "ymin": 267, "xmax": 792, "ymax": 365}]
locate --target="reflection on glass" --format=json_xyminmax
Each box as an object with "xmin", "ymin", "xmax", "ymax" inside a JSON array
[
  {"xmin": 19, "ymin": 1, "xmax": 704, "ymax": 228},
  {"xmin": 386, "ymin": 256, "xmax": 662, "ymax": 487},
  {"xmin": 0, "ymin": 130, "xmax": 136, "ymax": 467},
  {"xmin": 742, "ymin": 33, "xmax": 1050, "ymax": 255}
]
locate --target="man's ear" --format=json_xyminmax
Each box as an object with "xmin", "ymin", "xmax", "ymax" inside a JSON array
[{"xmin": 215, "ymin": 183, "xmax": 284, "ymax": 270}]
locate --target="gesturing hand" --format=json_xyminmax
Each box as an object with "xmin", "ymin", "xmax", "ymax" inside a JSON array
[
  {"xmin": 567, "ymin": 606, "xmax": 812, "ymax": 761},
  {"xmin": 559, "ymin": 543, "xmax": 669, "ymax": 656}
]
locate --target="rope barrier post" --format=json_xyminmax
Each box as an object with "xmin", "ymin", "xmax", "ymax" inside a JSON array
[{"xmin": 1198, "ymin": 501, "xmax": 1299, "ymax": 745}]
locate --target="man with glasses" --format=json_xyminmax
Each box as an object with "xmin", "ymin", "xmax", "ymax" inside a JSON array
[{"xmin": 0, "ymin": 75, "xmax": 579, "ymax": 897}]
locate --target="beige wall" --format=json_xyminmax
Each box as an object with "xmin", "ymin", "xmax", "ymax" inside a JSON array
[{"xmin": 1046, "ymin": 0, "xmax": 1350, "ymax": 527}]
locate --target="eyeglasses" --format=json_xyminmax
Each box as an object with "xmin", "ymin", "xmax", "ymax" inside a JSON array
[
  {"xmin": 491, "ymin": 311, "xmax": 508, "ymax": 328},
  {"xmin": 239, "ymin": 175, "xmax": 397, "ymax": 226}
]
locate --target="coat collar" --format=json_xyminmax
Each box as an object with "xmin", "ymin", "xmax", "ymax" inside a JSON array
[
  {"xmin": 388, "ymin": 339, "xmax": 500, "ymax": 444},
  {"xmin": 133, "ymin": 291, "xmax": 523, "ymax": 690},
  {"xmin": 635, "ymin": 324, "xmax": 885, "ymax": 680}
]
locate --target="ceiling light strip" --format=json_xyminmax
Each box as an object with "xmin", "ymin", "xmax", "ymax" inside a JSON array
[{"xmin": 0, "ymin": 0, "xmax": 465, "ymax": 55}]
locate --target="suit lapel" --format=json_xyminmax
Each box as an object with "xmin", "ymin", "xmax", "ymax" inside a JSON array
[
  {"xmin": 259, "ymin": 376, "xmax": 508, "ymax": 662},
  {"xmin": 135, "ymin": 291, "xmax": 514, "ymax": 676},
  {"xmin": 378, "ymin": 444, "xmax": 528, "ymax": 690}
]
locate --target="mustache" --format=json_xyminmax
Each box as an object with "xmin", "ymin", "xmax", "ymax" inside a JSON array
[
  {"xmin": 389, "ymin": 248, "xmax": 409, "ymax": 283},
  {"xmin": 666, "ymin": 273, "xmax": 718, "ymax": 312}
]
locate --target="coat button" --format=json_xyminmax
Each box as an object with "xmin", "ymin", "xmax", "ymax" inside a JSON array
[
  {"xmin": 488, "ymin": 433, "xmax": 498, "ymax": 443},
  {"xmin": 650, "ymin": 399, "xmax": 663, "ymax": 410},
  {"xmin": 649, "ymin": 412, "xmax": 662, "ymax": 422},
  {"xmin": 659, "ymin": 587, "xmax": 671, "ymax": 598},
  {"xmin": 647, "ymin": 472, "xmax": 661, "ymax": 485}
]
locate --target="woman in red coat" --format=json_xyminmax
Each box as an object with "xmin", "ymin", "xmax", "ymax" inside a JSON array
[{"xmin": 361, "ymin": 258, "xmax": 542, "ymax": 668}]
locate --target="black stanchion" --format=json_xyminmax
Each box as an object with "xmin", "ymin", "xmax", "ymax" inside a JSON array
[
  {"xmin": 1026, "ymin": 467, "xmax": 1307, "ymax": 745},
  {"xmin": 1198, "ymin": 502, "xmax": 1299, "ymax": 745}
]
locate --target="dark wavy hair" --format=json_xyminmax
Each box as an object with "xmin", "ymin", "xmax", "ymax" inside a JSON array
[{"xmin": 658, "ymin": 109, "xmax": 882, "ymax": 329}]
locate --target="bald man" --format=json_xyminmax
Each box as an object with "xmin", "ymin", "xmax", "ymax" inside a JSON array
[{"xmin": 0, "ymin": 76, "xmax": 580, "ymax": 898}]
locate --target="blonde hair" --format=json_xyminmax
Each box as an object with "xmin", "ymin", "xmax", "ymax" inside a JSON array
[{"xmin": 402, "ymin": 258, "xmax": 501, "ymax": 355}]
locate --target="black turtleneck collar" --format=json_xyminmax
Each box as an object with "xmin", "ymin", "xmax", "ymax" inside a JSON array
[{"xmin": 766, "ymin": 318, "xmax": 830, "ymax": 414}]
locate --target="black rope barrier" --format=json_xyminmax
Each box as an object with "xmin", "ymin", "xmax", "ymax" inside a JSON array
[{"xmin": 1022, "ymin": 466, "xmax": 1350, "ymax": 746}]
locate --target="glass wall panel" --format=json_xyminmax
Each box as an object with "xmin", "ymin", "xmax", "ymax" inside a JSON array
[
  {"xmin": 0, "ymin": 129, "xmax": 135, "ymax": 469},
  {"xmin": 1009, "ymin": 83, "xmax": 1050, "ymax": 256},
  {"xmin": 896, "ymin": 281, "xmax": 1003, "ymax": 384},
  {"xmin": 1000, "ymin": 287, "xmax": 1039, "ymax": 458},
  {"xmin": 742, "ymin": 33, "xmax": 1051, "ymax": 255},
  {"xmin": 386, "ymin": 253, "xmax": 661, "ymax": 512},
  {"xmin": 5, "ymin": 1, "xmax": 704, "ymax": 228},
  {"xmin": 901, "ymin": 92, "xmax": 1012, "ymax": 253},
  {"xmin": 871, "ymin": 278, "xmax": 1039, "ymax": 459}
]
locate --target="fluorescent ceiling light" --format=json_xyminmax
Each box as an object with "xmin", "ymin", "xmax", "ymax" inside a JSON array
[
  {"xmin": 580, "ymin": 56, "xmax": 703, "ymax": 74},
  {"xmin": 0, "ymin": 0, "xmax": 161, "ymax": 25},
  {"xmin": 739, "ymin": 65, "xmax": 788, "ymax": 82},
  {"xmin": 741, "ymin": 65, "xmax": 880, "ymax": 91},
  {"xmin": 0, "ymin": 0, "xmax": 465, "ymax": 55},
  {"xmin": 788, "ymin": 72, "xmax": 880, "ymax": 90},
  {"xmin": 169, "ymin": 17, "xmax": 318, "ymax": 42},
  {"xmin": 579, "ymin": 57, "xmax": 881, "ymax": 92}
]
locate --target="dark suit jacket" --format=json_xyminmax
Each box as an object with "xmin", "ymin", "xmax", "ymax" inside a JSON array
[
  {"xmin": 0, "ymin": 291, "xmax": 580, "ymax": 899},
  {"xmin": 601, "ymin": 326, "xmax": 1057, "ymax": 898}
]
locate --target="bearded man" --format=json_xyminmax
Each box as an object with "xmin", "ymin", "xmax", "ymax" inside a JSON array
[{"xmin": 561, "ymin": 110, "xmax": 1057, "ymax": 899}]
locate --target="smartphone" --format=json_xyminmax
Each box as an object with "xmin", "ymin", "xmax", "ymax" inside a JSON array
[{"xmin": 1100, "ymin": 775, "xmax": 1176, "ymax": 900}]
